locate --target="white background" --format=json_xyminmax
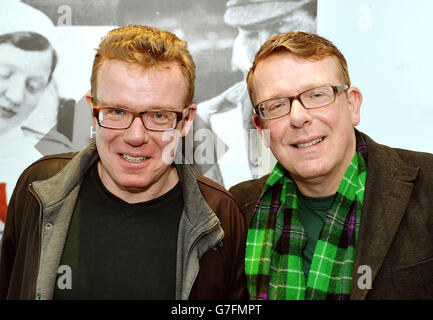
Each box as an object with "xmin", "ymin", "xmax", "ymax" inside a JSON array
[{"xmin": 318, "ymin": 0, "xmax": 433, "ymax": 154}]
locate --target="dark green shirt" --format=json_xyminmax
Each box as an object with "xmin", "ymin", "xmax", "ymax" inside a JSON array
[
  {"xmin": 297, "ymin": 191, "xmax": 334, "ymax": 280},
  {"xmin": 53, "ymin": 163, "xmax": 183, "ymax": 299}
]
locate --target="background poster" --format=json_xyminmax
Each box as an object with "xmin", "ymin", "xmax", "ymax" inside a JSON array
[
  {"xmin": 0, "ymin": 0, "xmax": 317, "ymax": 235},
  {"xmin": 1, "ymin": 0, "xmax": 433, "ymax": 238}
]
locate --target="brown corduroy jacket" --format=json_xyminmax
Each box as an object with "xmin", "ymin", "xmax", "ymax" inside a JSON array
[
  {"xmin": 0, "ymin": 142, "xmax": 247, "ymax": 300},
  {"xmin": 229, "ymin": 131, "xmax": 433, "ymax": 300}
]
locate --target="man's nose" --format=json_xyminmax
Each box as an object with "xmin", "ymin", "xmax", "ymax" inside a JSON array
[
  {"xmin": 4, "ymin": 78, "xmax": 26, "ymax": 106},
  {"xmin": 123, "ymin": 116, "xmax": 150, "ymax": 146},
  {"xmin": 289, "ymin": 99, "xmax": 313, "ymax": 129}
]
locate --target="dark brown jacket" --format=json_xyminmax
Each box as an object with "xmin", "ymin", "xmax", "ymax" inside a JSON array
[
  {"xmin": 229, "ymin": 131, "xmax": 433, "ymax": 299},
  {"xmin": 0, "ymin": 142, "xmax": 247, "ymax": 300}
]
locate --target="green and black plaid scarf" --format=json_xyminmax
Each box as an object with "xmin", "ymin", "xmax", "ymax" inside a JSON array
[{"xmin": 246, "ymin": 131, "xmax": 368, "ymax": 300}]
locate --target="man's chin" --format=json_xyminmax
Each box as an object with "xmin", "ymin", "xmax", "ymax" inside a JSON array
[
  {"xmin": 120, "ymin": 182, "xmax": 153, "ymax": 194},
  {"xmin": 284, "ymin": 161, "xmax": 330, "ymax": 181}
]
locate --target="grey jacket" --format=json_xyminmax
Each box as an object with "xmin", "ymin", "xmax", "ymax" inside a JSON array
[{"xmin": 1, "ymin": 141, "xmax": 247, "ymax": 299}]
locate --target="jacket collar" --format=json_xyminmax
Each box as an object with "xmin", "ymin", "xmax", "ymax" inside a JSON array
[
  {"xmin": 173, "ymin": 150, "xmax": 224, "ymax": 299},
  {"xmin": 32, "ymin": 141, "xmax": 98, "ymax": 208},
  {"xmin": 350, "ymin": 132, "xmax": 419, "ymax": 300},
  {"xmin": 34, "ymin": 141, "xmax": 219, "ymax": 231},
  {"xmin": 34, "ymin": 142, "xmax": 211, "ymax": 222},
  {"xmin": 173, "ymin": 151, "xmax": 219, "ymax": 228},
  {"xmin": 32, "ymin": 142, "xmax": 222, "ymax": 300}
]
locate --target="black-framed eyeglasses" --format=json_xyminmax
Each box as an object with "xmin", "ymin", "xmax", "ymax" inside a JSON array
[
  {"xmin": 254, "ymin": 85, "xmax": 349, "ymax": 120},
  {"xmin": 91, "ymin": 99, "xmax": 189, "ymax": 131}
]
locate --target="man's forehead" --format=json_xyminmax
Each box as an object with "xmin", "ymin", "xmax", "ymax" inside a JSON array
[
  {"xmin": 253, "ymin": 53, "xmax": 341, "ymax": 99},
  {"xmin": 0, "ymin": 43, "xmax": 53, "ymax": 74},
  {"xmin": 96, "ymin": 59, "xmax": 184, "ymax": 95},
  {"xmin": 257, "ymin": 52, "xmax": 339, "ymax": 75},
  {"xmin": 95, "ymin": 59, "xmax": 188, "ymax": 108},
  {"xmin": 101, "ymin": 59, "xmax": 168, "ymax": 74}
]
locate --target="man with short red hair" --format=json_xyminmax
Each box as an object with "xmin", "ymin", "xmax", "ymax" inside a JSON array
[
  {"xmin": 1, "ymin": 25, "xmax": 247, "ymax": 300},
  {"xmin": 230, "ymin": 31, "xmax": 433, "ymax": 300}
]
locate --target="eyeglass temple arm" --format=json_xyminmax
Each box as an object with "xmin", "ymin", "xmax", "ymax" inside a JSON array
[{"xmin": 336, "ymin": 85, "xmax": 349, "ymax": 92}]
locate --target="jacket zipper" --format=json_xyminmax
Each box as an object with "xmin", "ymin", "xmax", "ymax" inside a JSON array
[
  {"xmin": 29, "ymin": 183, "xmax": 43, "ymax": 300},
  {"xmin": 186, "ymin": 221, "xmax": 221, "ymax": 260},
  {"xmin": 184, "ymin": 221, "xmax": 221, "ymax": 298}
]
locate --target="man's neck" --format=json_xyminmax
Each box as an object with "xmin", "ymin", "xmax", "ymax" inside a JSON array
[{"xmin": 294, "ymin": 176, "xmax": 341, "ymax": 198}]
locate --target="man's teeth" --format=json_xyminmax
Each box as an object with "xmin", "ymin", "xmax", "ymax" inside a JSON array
[
  {"xmin": 296, "ymin": 138, "xmax": 323, "ymax": 148},
  {"xmin": 121, "ymin": 154, "xmax": 148, "ymax": 162}
]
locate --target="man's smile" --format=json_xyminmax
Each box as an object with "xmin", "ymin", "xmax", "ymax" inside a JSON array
[
  {"xmin": 292, "ymin": 137, "xmax": 325, "ymax": 148},
  {"xmin": 120, "ymin": 153, "xmax": 150, "ymax": 163}
]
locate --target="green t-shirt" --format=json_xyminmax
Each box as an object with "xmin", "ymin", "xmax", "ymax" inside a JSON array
[
  {"xmin": 53, "ymin": 163, "xmax": 183, "ymax": 299},
  {"xmin": 297, "ymin": 191, "xmax": 334, "ymax": 280}
]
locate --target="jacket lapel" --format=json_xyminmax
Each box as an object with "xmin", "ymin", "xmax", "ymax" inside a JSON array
[
  {"xmin": 32, "ymin": 142, "xmax": 98, "ymax": 299},
  {"xmin": 350, "ymin": 134, "xmax": 419, "ymax": 300},
  {"xmin": 173, "ymin": 152, "xmax": 224, "ymax": 299}
]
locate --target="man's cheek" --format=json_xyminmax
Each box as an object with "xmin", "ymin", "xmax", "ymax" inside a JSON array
[{"xmin": 268, "ymin": 125, "xmax": 289, "ymax": 147}]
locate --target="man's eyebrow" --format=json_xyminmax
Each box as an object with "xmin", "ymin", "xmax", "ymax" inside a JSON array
[
  {"xmin": 149, "ymin": 105, "xmax": 181, "ymax": 111},
  {"xmin": 94, "ymin": 100, "xmax": 127, "ymax": 109},
  {"xmin": 274, "ymin": 83, "xmax": 332, "ymax": 97},
  {"xmin": 257, "ymin": 83, "xmax": 332, "ymax": 104},
  {"xmin": 93, "ymin": 101, "xmax": 181, "ymax": 111}
]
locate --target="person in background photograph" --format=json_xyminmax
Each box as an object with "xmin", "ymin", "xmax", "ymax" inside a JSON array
[
  {"xmin": 0, "ymin": 1, "xmax": 71, "ymax": 237},
  {"xmin": 196, "ymin": 0, "xmax": 316, "ymax": 186}
]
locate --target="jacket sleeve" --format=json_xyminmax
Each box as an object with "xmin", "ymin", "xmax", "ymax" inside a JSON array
[
  {"xmin": 226, "ymin": 199, "xmax": 248, "ymax": 300},
  {"xmin": 229, "ymin": 175, "xmax": 269, "ymax": 227},
  {"xmin": 0, "ymin": 177, "xmax": 20, "ymax": 299},
  {"xmin": 0, "ymin": 165, "xmax": 44, "ymax": 300},
  {"xmin": 192, "ymin": 175, "xmax": 249, "ymax": 300}
]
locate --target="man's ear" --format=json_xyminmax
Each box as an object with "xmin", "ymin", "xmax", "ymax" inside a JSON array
[
  {"xmin": 180, "ymin": 103, "xmax": 197, "ymax": 137},
  {"xmin": 252, "ymin": 113, "xmax": 270, "ymax": 148},
  {"xmin": 85, "ymin": 92, "xmax": 92, "ymax": 108},
  {"xmin": 85, "ymin": 92, "xmax": 97, "ymax": 128},
  {"xmin": 347, "ymin": 86, "xmax": 362, "ymax": 126}
]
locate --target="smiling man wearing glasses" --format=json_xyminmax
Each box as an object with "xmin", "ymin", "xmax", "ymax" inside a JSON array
[
  {"xmin": 229, "ymin": 31, "xmax": 433, "ymax": 300},
  {"xmin": 0, "ymin": 25, "xmax": 247, "ymax": 300}
]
